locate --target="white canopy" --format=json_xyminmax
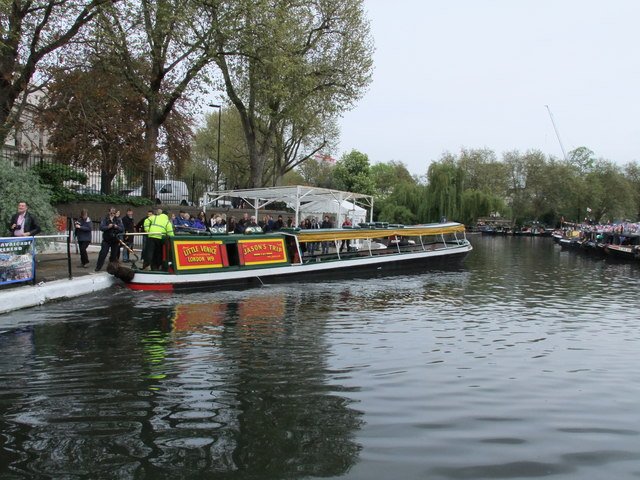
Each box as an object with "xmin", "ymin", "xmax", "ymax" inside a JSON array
[
  {"xmin": 202, "ymin": 185, "xmax": 374, "ymax": 225},
  {"xmin": 298, "ymin": 199, "xmax": 367, "ymax": 225}
]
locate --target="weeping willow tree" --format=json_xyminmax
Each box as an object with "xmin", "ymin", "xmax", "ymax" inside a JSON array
[
  {"xmin": 423, "ymin": 162, "xmax": 465, "ymax": 222},
  {"xmin": 459, "ymin": 190, "xmax": 506, "ymax": 225},
  {"xmin": 376, "ymin": 182, "xmax": 426, "ymax": 224}
]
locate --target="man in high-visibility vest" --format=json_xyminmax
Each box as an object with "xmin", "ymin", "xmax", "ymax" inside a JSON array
[{"xmin": 143, "ymin": 208, "xmax": 174, "ymax": 270}]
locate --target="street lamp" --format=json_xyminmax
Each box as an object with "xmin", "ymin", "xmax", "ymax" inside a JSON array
[{"xmin": 209, "ymin": 104, "xmax": 222, "ymax": 195}]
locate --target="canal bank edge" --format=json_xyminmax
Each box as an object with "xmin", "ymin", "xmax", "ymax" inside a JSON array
[{"xmin": 0, "ymin": 273, "xmax": 115, "ymax": 315}]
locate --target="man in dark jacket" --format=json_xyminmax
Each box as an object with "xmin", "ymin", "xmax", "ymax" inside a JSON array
[
  {"xmin": 95, "ymin": 207, "xmax": 123, "ymax": 272},
  {"xmin": 121, "ymin": 209, "xmax": 135, "ymax": 262},
  {"xmin": 9, "ymin": 201, "xmax": 41, "ymax": 237},
  {"xmin": 74, "ymin": 208, "xmax": 93, "ymax": 268}
]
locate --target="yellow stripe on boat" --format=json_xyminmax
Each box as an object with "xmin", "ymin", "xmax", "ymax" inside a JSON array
[{"xmin": 293, "ymin": 224, "xmax": 465, "ymax": 243}]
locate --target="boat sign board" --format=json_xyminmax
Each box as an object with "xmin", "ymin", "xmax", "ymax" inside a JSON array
[
  {"xmin": 237, "ymin": 238, "xmax": 288, "ymax": 266},
  {"xmin": 172, "ymin": 239, "xmax": 228, "ymax": 271}
]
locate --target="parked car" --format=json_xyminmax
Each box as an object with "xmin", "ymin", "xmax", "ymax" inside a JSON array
[
  {"xmin": 68, "ymin": 184, "xmax": 102, "ymax": 195},
  {"xmin": 127, "ymin": 180, "xmax": 190, "ymax": 205}
]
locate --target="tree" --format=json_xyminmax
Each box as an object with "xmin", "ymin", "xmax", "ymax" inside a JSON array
[
  {"xmin": 296, "ymin": 156, "xmax": 336, "ymax": 188},
  {"xmin": 332, "ymin": 150, "xmax": 374, "ymax": 194},
  {"xmin": 375, "ymin": 181, "xmax": 425, "ymax": 224},
  {"xmin": 209, "ymin": 0, "xmax": 373, "ymax": 187},
  {"xmin": 38, "ymin": 63, "xmax": 145, "ymax": 194},
  {"xmin": 585, "ymin": 160, "xmax": 637, "ymax": 222},
  {"xmin": 38, "ymin": 61, "xmax": 193, "ymax": 194},
  {"xmin": 459, "ymin": 190, "xmax": 505, "ymax": 226},
  {"xmin": 423, "ymin": 161, "xmax": 465, "ymax": 222},
  {"xmin": 456, "ymin": 148, "xmax": 509, "ymax": 196},
  {"xmin": 0, "ymin": 0, "xmax": 110, "ymax": 145},
  {"xmin": 624, "ymin": 161, "xmax": 640, "ymax": 219},
  {"xmin": 192, "ymin": 107, "xmax": 251, "ymax": 190},
  {"xmin": 370, "ymin": 161, "xmax": 416, "ymax": 198},
  {"xmin": 96, "ymin": 0, "xmax": 216, "ymax": 197},
  {"xmin": 270, "ymin": 115, "xmax": 339, "ymax": 186},
  {"xmin": 568, "ymin": 146, "xmax": 595, "ymax": 174}
]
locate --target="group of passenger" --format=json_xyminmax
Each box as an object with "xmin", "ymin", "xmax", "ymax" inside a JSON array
[
  {"xmin": 296, "ymin": 215, "xmax": 355, "ymax": 256},
  {"xmin": 166, "ymin": 210, "xmax": 295, "ymax": 235},
  {"xmin": 79, "ymin": 207, "xmax": 301, "ymax": 271}
]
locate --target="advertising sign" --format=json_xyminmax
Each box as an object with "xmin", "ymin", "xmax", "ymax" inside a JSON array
[
  {"xmin": 172, "ymin": 240, "xmax": 228, "ymax": 271},
  {"xmin": 238, "ymin": 238, "xmax": 288, "ymax": 266},
  {"xmin": 0, "ymin": 237, "xmax": 35, "ymax": 286}
]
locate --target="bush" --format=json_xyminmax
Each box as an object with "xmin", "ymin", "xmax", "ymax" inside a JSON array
[
  {"xmin": 62, "ymin": 191, "xmax": 153, "ymax": 206},
  {"xmin": 31, "ymin": 163, "xmax": 87, "ymax": 203},
  {"xmin": 0, "ymin": 163, "xmax": 57, "ymax": 236}
]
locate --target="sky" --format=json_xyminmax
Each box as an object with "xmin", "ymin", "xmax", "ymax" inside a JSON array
[{"xmin": 337, "ymin": 0, "xmax": 640, "ymax": 176}]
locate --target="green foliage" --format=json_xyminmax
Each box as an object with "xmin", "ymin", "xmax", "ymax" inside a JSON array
[
  {"xmin": 333, "ymin": 150, "xmax": 375, "ymax": 195},
  {"xmin": 584, "ymin": 160, "xmax": 637, "ymax": 222},
  {"xmin": 423, "ymin": 162, "xmax": 465, "ymax": 222},
  {"xmin": 568, "ymin": 146, "xmax": 596, "ymax": 174},
  {"xmin": 32, "ymin": 163, "xmax": 87, "ymax": 187},
  {"xmin": 29, "ymin": 162, "xmax": 152, "ymax": 206},
  {"xmin": 296, "ymin": 157, "xmax": 336, "ymax": 189},
  {"xmin": 71, "ymin": 193, "xmax": 153, "ymax": 207},
  {"xmin": 460, "ymin": 190, "xmax": 505, "ymax": 225},
  {"xmin": 377, "ymin": 204, "xmax": 416, "ymax": 225},
  {"xmin": 370, "ymin": 161, "xmax": 416, "ymax": 197},
  {"xmin": 211, "ymin": 0, "xmax": 374, "ymax": 187},
  {"xmin": 31, "ymin": 163, "xmax": 87, "ymax": 204},
  {"xmin": 0, "ymin": 163, "xmax": 57, "ymax": 236}
]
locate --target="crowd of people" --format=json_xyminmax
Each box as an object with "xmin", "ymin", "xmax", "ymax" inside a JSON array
[{"xmin": 6, "ymin": 200, "xmax": 354, "ymax": 272}]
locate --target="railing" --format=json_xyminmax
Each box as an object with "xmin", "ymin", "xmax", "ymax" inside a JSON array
[{"xmin": 1, "ymin": 149, "xmax": 214, "ymax": 205}]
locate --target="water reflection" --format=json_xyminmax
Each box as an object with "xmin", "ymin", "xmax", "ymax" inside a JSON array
[
  {"xmin": 4, "ymin": 237, "xmax": 640, "ymax": 479},
  {"xmin": 0, "ymin": 293, "xmax": 363, "ymax": 478}
]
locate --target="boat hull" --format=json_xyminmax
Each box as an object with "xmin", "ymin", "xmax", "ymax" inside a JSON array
[{"xmin": 125, "ymin": 243, "xmax": 473, "ymax": 292}]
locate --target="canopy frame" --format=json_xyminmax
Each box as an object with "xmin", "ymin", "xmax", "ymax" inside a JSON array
[{"xmin": 202, "ymin": 186, "xmax": 374, "ymax": 225}]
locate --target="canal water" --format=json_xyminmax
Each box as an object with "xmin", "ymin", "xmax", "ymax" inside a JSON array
[{"xmin": 2, "ymin": 235, "xmax": 640, "ymax": 479}]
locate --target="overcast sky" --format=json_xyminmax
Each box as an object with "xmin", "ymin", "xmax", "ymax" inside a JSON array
[{"xmin": 337, "ymin": 0, "xmax": 640, "ymax": 176}]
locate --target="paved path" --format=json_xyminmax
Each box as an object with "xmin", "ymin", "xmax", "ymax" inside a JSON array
[{"xmin": 0, "ymin": 250, "xmax": 119, "ymax": 315}]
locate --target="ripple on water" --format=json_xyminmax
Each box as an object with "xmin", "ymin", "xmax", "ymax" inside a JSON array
[{"xmin": 3, "ymin": 239, "xmax": 640, "ymax": 478}]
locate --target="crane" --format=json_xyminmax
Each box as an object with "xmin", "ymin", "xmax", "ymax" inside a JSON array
[{"xmin": 545, "ymin": 105, "xmax": 568, "ymax": 161}]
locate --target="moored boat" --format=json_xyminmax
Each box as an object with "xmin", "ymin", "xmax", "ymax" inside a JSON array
[
  {"xmin": 110, "ymin": 222, "xmax": 472, "ymax": 291},
  {"xmin": 602, "ymin": 232, "xmax": 640, "ymax": 261}
]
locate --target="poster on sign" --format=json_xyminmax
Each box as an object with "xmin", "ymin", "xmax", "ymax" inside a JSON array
[
  {"xmin": 237, "ymin": 238, "xmax": 288, "ymax": 266},
  {"xmin": 0, "ymin": 237, "xmax": 35, "ymax": 286},
  {"xmin": 172, "ymin": 240, "xmax": 228, "ymax": 271}
]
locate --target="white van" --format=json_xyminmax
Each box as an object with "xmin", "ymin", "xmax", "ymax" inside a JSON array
[{"xmin": 129, "ymin": 180, "xmax": 190, "ymax": 205}]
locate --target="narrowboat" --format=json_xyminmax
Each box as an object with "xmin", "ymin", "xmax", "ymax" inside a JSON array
[{"xmin": 110, "ymin": 222, "xmax": 473, "ymax": 292}]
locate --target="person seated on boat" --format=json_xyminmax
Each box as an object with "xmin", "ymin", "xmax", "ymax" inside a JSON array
[
  {"xmin": 388, "ymin": 235, "xmax": 410, "ymax": 248},
  {"xmin": 273, "ymin": 215, "xmax": 284, "ymax": 231},
  {"xmin": 321, "ymin": 216, "xmax": 333, "ymax": 254},
  {"xmin": 210, "ymin": 215, "xmax": 225, "ymax": 228},
  {"xmin": 237, "ymin": 212, "xmax": 250, "ymax": 231},
  {"xmin": 174, "ymin": 211, "xmax": 191, "ymax": 229},
  {"xmin": 261, "ymin": 214, "xmax": 275, "ymax": 232},
  {"xmin": 340, "ymin": 217, "xmax": 352, "ymax": 252},
  {"xmin": 227, "ymin": 216, "xmax": 238, "ymax": 234},
  {"xmin": 241, "ymin": 216, "xmax": 262, "ymax": 234},
  {"xmin": 191, "ymin": 214, "xmax": 206, "ymax": 231}
]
